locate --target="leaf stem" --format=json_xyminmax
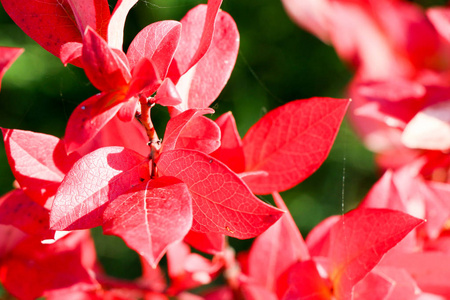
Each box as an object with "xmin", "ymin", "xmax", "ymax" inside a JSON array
[{"xmin": 136, "ymin": 95, "xmax": 161, "ymax": 178}]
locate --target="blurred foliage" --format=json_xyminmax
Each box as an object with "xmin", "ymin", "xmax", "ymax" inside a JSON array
[{"xmin": 0, "ymin": 0, "xmax": 377, "ymax": 280}]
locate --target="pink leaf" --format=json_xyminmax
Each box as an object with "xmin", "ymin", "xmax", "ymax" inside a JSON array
[
  {"xmin": 59, "ymin": 42, "xmax": 83, "ymax": 66},
  {"xmin": 175, "ymin": 116, "xmax": 221, "ymax": 154},
  {"xmin": 82, "ymin": 27, "xmax": 131, "ymax": 92},
  {"xmin": 64, "ymin": 92, "xmax": 126, "ymax": 154},
  {"xmin": 427, "ymin": 7, "xmax": 450, "ymax": 44},
  {"xmin": 174, "ymin": 10, "xmax": 239, "ymax": 114},
  {"xmin": 329, "ymin": 208, "xmax": 424, "ymax": 299},
  {"xmin": 381, "ymin": 251, "xmax": 450, "ymax": 298},
  {"xmin": 248, "ymin": 193, "xmax": 309, "ymax": 296},
  {"xmin": 402, "ymin": 100, "xmax": 450, "ymax": 151},
  {"xmin": 0, "ymin": 189, "xmax": 54, "ymax": 239},
  {"xmin": 240, "ymin": 284, "xmax": 278, "ymax": 300},
  {"xmin": 282, "ymin": 260, "xmax": 332, "ymax": 300},
  {"xmin": 50, "ymin": 147, "xmax": 149, "ymax": 230},
  {"xmin": 156, "ymin": 149, "xmax": 283, "ymax": 239},
  {"xmin": 2, "ymin": 128, "xmax": 79, "ymax": 204},
  {"xmin": 153, "ymin": 78, "xmax": 183, "ymax": 106},
  {"xmin": 211, "ymin": 112, "xmax": 245, "ymax": 173},
  {"xmin": 243, "ymin": 98, "xmax": 349, "ymax": 194},
  {"xmin": 362, "ymin": 266, "xmax": 420, "ymax": 300},
  {"xmin": 0, "ymin": 47, "xmax": 23, "ymax": 90},
  {"xmin": 127, "ymin": 21, "xmax": 182, "ymax": 79},
  {"xmin": 357, "ymin": 79, "xmax": 426, "ymax": 103},
  {"xmin": 352, "ymin": 270, "xmax": 393, "ymax": 300},
  {"xmin": 173, "ymin": 0, "xmax": 223, "ymax": 76},
  {"xmin": 305, "ymin": 215, "xmax": 340, "ymax": 257},
  {"xmin": 108, "ymin": 0, "xmax": 139, "ymax": 49},
  {"xmin": 103, "ymin": 177, "xmax": 192, "ymax": 268},
  {"xmin": 162, "ymin": 108, "xmax": 216, "ymax": 152}
]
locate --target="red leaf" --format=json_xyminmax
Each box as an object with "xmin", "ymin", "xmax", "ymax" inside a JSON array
[
  {"xmin": 0, "ymin": 189, "xmax": 54, "ymax": 239},
  {"xmin": 107, "ymin": 0, "xmax": 139, "ymax": 49},
  {"xmin": 82, "ymin": 27, "xmax": 131, "ymax": 92},
  {"xmin": 0, "ymin": 47, "xmax": 23, "ymax": 90},
  {"xmin": 50, "ymin": 147, "xmax": 149, "ymax": 230},
  {"xmin": 162, "ymin": 108, "xmax": 216, "ymax": 152},
  {"xmin": 127, "ymin": 21, "xmax": 182, "ymax": 79},
  {"xmin": 103, "ymin": 177, "xmax": 192, "ymax": 267},
  {"xmin": 66, "ymin": 0, "xmax": 110, "ymax": 39},
  {"xmin": 156, "ymin": 149, "xmax": 283, "ymax": 239},
  {"xmin": 173, "ymin": 0, "xmax": 223, "ymax": 76},
  {"xmin": 248, "ymin": 193, "xmax": 309, "ymax": 296},
  {"xmin": 283, "ymin": 260, "xmax": 332, "ymax": 300},
  {"xmin": 328, "ymin": 208, "xmax": 424, "ymax": 299},
  {"xmin": 184, "ymin": 231, "xmax": 225, "ymax": 255},
  {"xmin": 0, "ymin": 225, "xmax": 27, "ymax": 258},
  {"xmin": 64, "ymin": 92, "xmax": 126, "ymax": 154},
  {"xmin": 0, "ymin": 230, "xmax": 97, "ymax": 300},
  {"xmin": 76, "ymin": 116, "xmax": 149, "ymax": 158},
  {"xmin": 243, "ymin": 97, "xmax": 349, "ymax": 194},
  {"xmin": 211, "ymin": 112, "xmax": 245, "ymax": 173},
  {"xmin": 127, "ymin": 58, "xmax": 161, "ymax": 101},
  {"xmin": 1, "ymin": 0, "xmax": 109, "ymax": 65},
  {"xmin": 173, "ymin": 10, "xmax": 239, "ymax": 114},
  {"xmin": 1, "ymin": 0, "xmax": 81, "ymax": 61},
  {"xmin": 2, "ymin": 128, "xmax": 79, "ymax": 204}
]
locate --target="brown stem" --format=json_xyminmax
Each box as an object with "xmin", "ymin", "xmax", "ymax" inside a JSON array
[{"xmin": 136, "ymin": 95, "xmax": 161, "ymax": 178}]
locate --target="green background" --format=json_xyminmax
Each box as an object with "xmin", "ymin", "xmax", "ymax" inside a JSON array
[{"xmin": 0, "ymin": 0, "xmax": 379, "ymax": 281}]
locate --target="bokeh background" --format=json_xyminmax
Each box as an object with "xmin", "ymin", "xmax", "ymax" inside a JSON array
[{"xmin": 0, "ymin": 0, "xmax": 377, "ymax": 280}]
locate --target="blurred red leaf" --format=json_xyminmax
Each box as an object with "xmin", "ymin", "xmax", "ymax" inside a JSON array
[
  {"xmin": 247, "ymin": 193, "xmax": 309, "ymax": 296},
  {"xmin": 0, "ymin": 189, "xmax": 54, "ymax": 239},
  {"xmin": 184, "ymin": 231, "xmax": 225, "ymax": 255},
  {"xmin": 282, "ymin": 260, "xmax": 332, "ymax": 300},
  {"xmin": 0, "ymin": 47, "xmax": 23, "ymax": 89},
  {"xmin": 0, "ymin": 230, "xmax": 97, "ymax": 300}
]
